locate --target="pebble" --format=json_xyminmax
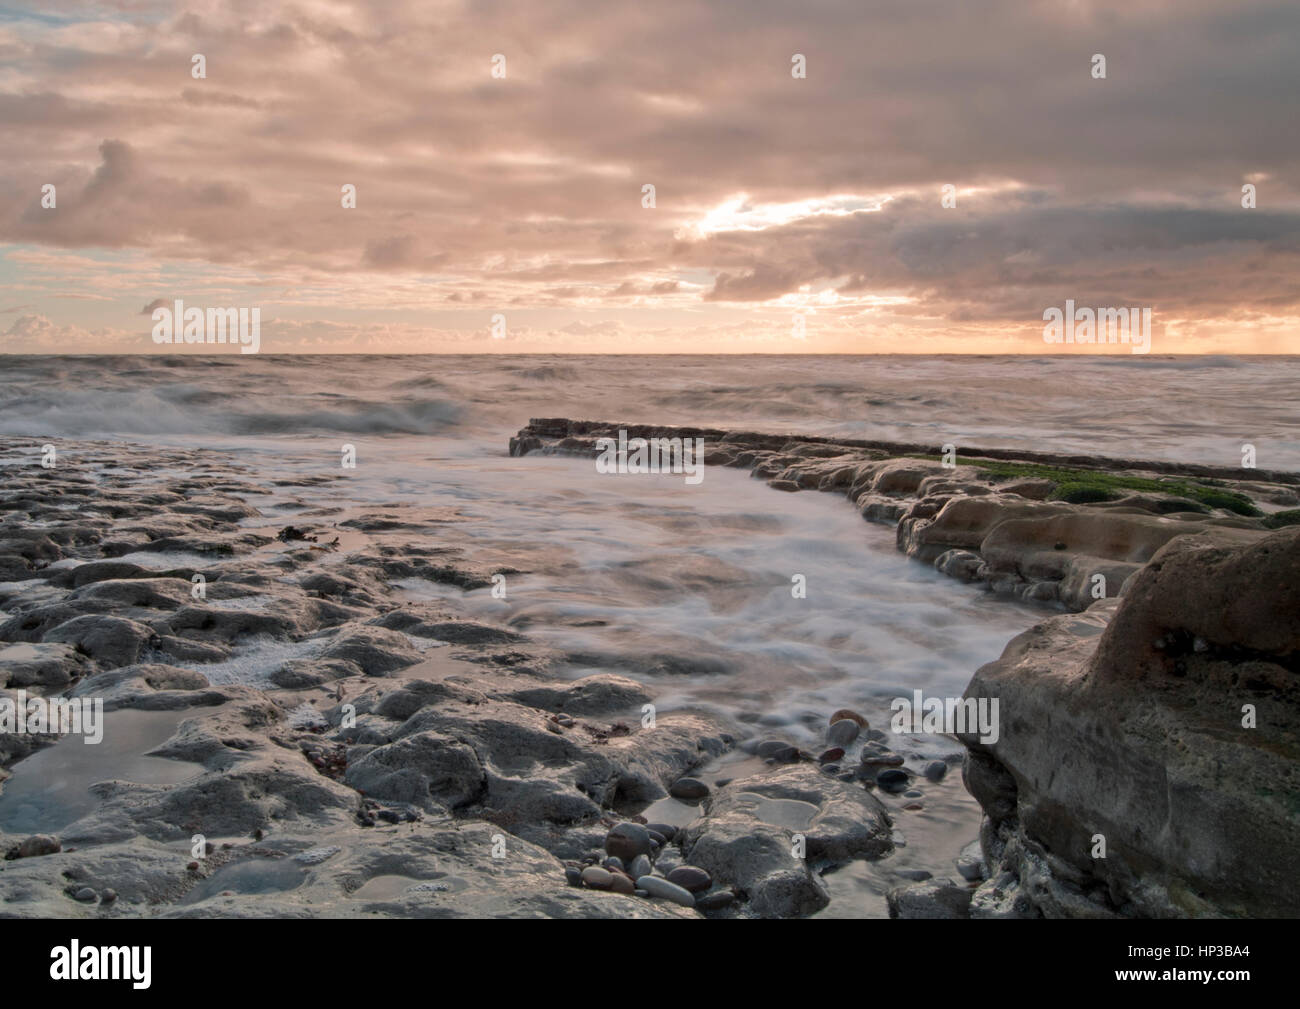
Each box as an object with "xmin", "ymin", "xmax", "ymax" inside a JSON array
[
  {"xmin": 634, "ymin": 889, "xmax": 649, "ymax": 897},
  {"xmin": 696, "ymin": 890, "xmax": 736, "ymax": 910},
  {"xmin": 876, "ymin": 768, "xmax": 910, "ymax": 791},
  {"xmin": 903, "ymin": 802, "xmax": 924, "ymax": 810},
  {"xmin": 605, "ymin": 822, "xmax": 652, "ymax": 862},
  {"xmin": 603, "ymin": 855, "xmax": 625, "ymax": 872},
  {"xmin": 100, "ymin": 888, "xmax": 117, "ymax": 904},
  {"xmin": 895, "ymin": 869, "xmax": 933, "ymax": 882},
  {"xmin": 669, "ymin": 777, "xmax": 709, "ymax": 800},
  {"xmin": 629, "ymin": 854, "xmax": 653, "ymax": 879},
  {"xmin": 827, "ymin": 719, "xmax": 860, "ymax": 747},
  {"xmin": 818, "ymin": 747, "xmax": 845, "ymax": 764},
  {"xmin": 73, "ymin": 888, "xmax": 97, "ymax": 902},
  {"xmin": 666, "ymin": 866, "xmax": 712, "ymax": 893},
  {"xmin": 755, "ymin": 740, "xmax": 800, "ymax": 763},
  {"xmin": 923, "ymin": 760, "xmax": 949, "ymax": 781},
  {"xmin": 645, "ymin": 823, "xmax": 677, "ymax": 842},
  {"xmin": 581, "ymin": 866, "xmax": 614, "ymax": 890},
  {"xmin": 14, "ymin": 834, "xmax": 61, "ymax": 859},
  {"xmin": 862, "ymin": 752, "xmax": 904, "ymax": 767},
  {"xmin": 646, "ymin": 830, "xmax": 666, "ymax": 848},
  {"xmin": 904, "ymin": 789, "xmax": 924, "ymax": 798},
  {"xmin": 636, "ymin": 875, "xmax": 696, "ymax": 908},
  {"xmin": 829, "ymin": 709, "xmax": 869, "ymax": 728},
  {"xmin": 865, "ymin": 729, "xmax": 888, "ymax": 742},
  {"xmin": 564, "ymin": 865, "xmax": 584, "ymax": 887},
  {"xmin": 608, "ymin": 871, "xmax": 636, "ymax": 894}
]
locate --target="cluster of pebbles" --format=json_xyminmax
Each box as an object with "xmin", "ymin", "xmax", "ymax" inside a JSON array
[{"xmin": 566, "ymin": 821, "xmax": 732, "ymax": 911}]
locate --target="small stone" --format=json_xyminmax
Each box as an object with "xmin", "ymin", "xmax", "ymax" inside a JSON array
[
  {"xmin": 904, "ymin": 789, "xmax": 924, "ymax": 798},
  {"xmin": 696, "ymin": 890, "xmax": 736, "ymax": 910},
  {"xmin": 666, "ymin": 865, "xmax": 712, "ymax": 893},
  {"xmin": 645, "ymin": 830, "xmax": 667, "ymax": 848},
  {"xmin": 603, "ymin": 855, "xmax": 625, "ymax": 872},
  {"xmin": 186, "ymin": 861, "xmax": 200, "ymax": 871},
  {"xmin": 876, "ymin": 768, "xmax": 909, "ymax": 791},
  {"xmin": 581, "ymin": 866, "xmax": 614, "ymax": 890},
  {"xmin": 100, "ymin": 888, "xmax": 117, "ymax": 904},
  {"xmin": 669, "ymin": 777, "xmax": 709, "ymax": 800},
  {"xmin": 895, "ymin": 869, "xmax": 933, "ymax": 882},
  {"xmin": 605, "ymin": 822, "xmax": 652, "ymax": 862},
  {"xmin": 818, "ymin": 747, "xmax": 845, "ymax": 764},
  {"xmin": 862, "ymin": 752, "xmax": 904, "ymax": 767},
  {"xmin": 608, "ymin": 871, "xmax": 636, "ymax": 894},
  {"xmin": 827, "ymin": 719, "xmax": 860, "ymax": 747},
  {"xmin": 829, "ymin": 709, "xmax": 869, "ymax": 728},
  {"xmin": 629, "ymin": 854, "xmax": 653, "ymax": 879},
  {"xmin": 564, "ymin": 865, "xmax": 584, "ymax": 887},
  {"xmin": 645, "ymin": 823, "xmax": 677, "ymax": 841},
  {"xmin": 923, "ymin": 760, "xmax": 949, "ymax": 781},
  {"xmin": 73, "ymin": 888, "xmax": 97, "ymax": 902},
  {"xmin": 755, "ymin": 740, "xmax": 800, "ymax": 763},
  {"xmin": 636, "ymin": 875, "xmax": 695, "ymax": 908},
  {"xmin": 634, "ymin": 888, "xmax": 649, "ymax": 897}
]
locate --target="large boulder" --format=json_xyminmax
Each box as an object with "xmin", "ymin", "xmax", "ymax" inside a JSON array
[{"xmin": 959, "ymin": 526, "xmax": 1300, "ymax": 918}]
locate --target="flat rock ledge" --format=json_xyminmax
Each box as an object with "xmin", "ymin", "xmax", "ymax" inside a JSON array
[{"xmin": 510, "ymin": 418, "xmax": 1298, "ymax": 611}]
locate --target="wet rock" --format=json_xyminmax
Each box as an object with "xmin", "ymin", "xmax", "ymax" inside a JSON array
[
  {"xmin": 680, "ymin": 762, "xmax": 892, "ymax": 918},
  {"xmin": 829, "ymin": 709, "xmax": 868, "ymax": 728},
  {"xmin": 629, "ymin": 854, "xmax": 653, "ymax": 879},
  {"xmin": 827, "ymin": 718, "xmax": 860, "ymax": 747},
  {"xmin": 923, "ymin": 760, "xmax": 949, "ymax": 781},
  {"xmin": 876, "ymin": 768, "xmax": 909, "ymax": 791},
  {"xmin": 754, "ymin": 740, "xmax": 800, "ymax": 763},
  {"xmin": 887, "ymin": 879, "xmax": 974, "ymax": 919},
  {"xmin": 669, "ymin": 777, "xmax": 709, "ymax": 800}
]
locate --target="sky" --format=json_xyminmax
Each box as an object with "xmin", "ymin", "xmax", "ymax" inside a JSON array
[{"xmin": 1, "ymin": 0, "xmax": 1298, "ymax": 354}]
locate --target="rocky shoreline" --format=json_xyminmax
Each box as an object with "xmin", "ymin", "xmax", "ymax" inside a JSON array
[
  {"xmin": 1, "ymin": 427, "xmax": 1295, "ymax": 918},
  {"xmin": 511, "ymin": 418, "xmax": 1300, "ymax": 917}
]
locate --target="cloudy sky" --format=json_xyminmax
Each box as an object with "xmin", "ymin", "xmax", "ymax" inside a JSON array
[{"xmin": 1, "ymin": 0, "xmax": 1297, "ymax": 354}]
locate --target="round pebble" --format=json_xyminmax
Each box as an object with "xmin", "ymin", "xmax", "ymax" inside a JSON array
[
  {"xmin": 603, "ymin": 855, "xmax": 625, "ymax": 872},
  {"xmin": 829, "ymin": 709, "xmax": 868, "ymax": 728},
  {"xmin": 608, "ymin": 871, "xmax": 636, "ymax": 894},
  {"xmin": 669, "ymin": 777, "xmax": 709, "ymax": 800},
  {"xmin": 15, "ymin": 834, "xmax": 61, "ymax": 859},
  {"xmin": 581, "ymin": 866, "xmax": 614, "ymax": 890},
  {"xmin": 904, "ymin": 789, "xmax": 924, "ymax": 798},
  {"xmin": 73, "ymin": 888, "xmax": 97, "ymax": 902},
  {"xmin": 629, "ymin": 854, "xmax": 653, "ymax": 879},
  {"xmin": 100, "ymin": 888, "xmax": 117, "ymax": 904},
  {"xmin": 923, "ymin": 760, "xmax": 949, "ymax": 781},
  {"xmin": 605, "ymin": 822, "xmax": 652, "ymax": 862},
  {"xmin": 666, "ymin": 865, "xmax": 712, "ymax": 893},
  {"xmin": 818, "ymin": 747, "xmax": 845, "ymax": 764},
  {"xmin": 876, "ymin": 768, "xmax": 910, "ymax": 791},
  {"xmin": 827, "ymin": 719, "xmax": 860, "ymax": 747},
  {"xmin": 645, "ymin": 823, "xmax": 677, "ymax": 842},
  {"xmin": 564, "ymin": 865, "xmax": 584, "ymax": 887}
]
